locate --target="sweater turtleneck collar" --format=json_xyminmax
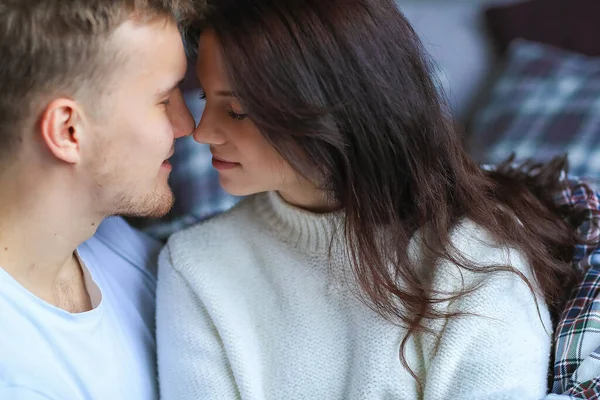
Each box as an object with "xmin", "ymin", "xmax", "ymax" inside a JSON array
[{"xmin": 252, "ymin": 191, "xmax": 345, "ymax": 254}]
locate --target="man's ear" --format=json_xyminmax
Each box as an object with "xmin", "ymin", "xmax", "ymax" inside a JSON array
[{"xmin": 39, "ymin": 98, "xmax": 86, "ymax": 164}]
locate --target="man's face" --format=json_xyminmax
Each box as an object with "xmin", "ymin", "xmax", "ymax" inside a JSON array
[{"xmin": 83, "ymin": 18, "xmax": 193, "ymax": 218}]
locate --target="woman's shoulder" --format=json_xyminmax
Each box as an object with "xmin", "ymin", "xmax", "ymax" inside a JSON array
[
  {"xmin": 416, "ymin": 219, "xmax": 551, "ymax": 336},
  {"xmin": 158, "ymin": 192, "xmax": 291, "ymax": 294},
  {"xmin": 418, "ymin": 219, "xmax": 534, "ymax": 292},
  {"xmin": 448, "ymin": 219, "xmax": 517, "ymax": 262},
  {"xmin": 165, "ymin": 194, "xmax": 266, "ymax": 263},
  {"xmin": 454, "ymin": 219, "xmax": 529, "ymax": 267}
]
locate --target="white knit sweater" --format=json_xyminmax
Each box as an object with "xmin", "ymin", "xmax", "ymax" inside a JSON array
[{"xmin": 157, "ymin": 191, "xmax": 552, "ymax": 400}]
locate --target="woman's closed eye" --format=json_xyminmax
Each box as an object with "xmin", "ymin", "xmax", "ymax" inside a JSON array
[
  {"xmin": 227, "ymin": 105, "xmax": 248, "ymax": 121},
  {"xmin": 200, "ymin": 90, "xmax": 248, "ymax": 121}
]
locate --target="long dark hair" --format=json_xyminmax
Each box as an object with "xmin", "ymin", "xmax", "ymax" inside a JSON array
[{"xmin": 189, "ymin": 0, "xmax": 587, "ymax": 380}]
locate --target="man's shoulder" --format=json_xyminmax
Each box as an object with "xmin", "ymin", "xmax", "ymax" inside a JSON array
[
  {"xmin": 94, "ymin": 216, "xmax": 162, "ymax": 261},
  {"xmin": 78, "ymin": 216, "xmax": 163, "ymax": 280},
  {"xmin": 0, "ymin": 382, "xmax": 53, "ymax": 400}
]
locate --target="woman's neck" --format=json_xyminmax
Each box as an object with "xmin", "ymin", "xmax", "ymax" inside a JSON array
[{"xmin": 278, "ymin": 181, "xmax": 340, "ymax": 214}]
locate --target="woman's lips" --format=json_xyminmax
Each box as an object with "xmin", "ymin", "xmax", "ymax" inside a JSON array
[{"xmin": 212, "ymin": 155, "xmax": 241, "ymax": 170}]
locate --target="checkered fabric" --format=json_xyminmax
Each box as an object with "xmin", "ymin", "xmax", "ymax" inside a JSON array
[
  {"xmin": 470, "ymin": 39, "xmax": 600, "ymax": 183},
  {"xmin": 551, "ymin": 178, "xmax": 600, "ymax": 398}
]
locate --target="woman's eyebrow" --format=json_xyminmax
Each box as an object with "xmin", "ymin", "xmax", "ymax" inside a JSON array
[{"xmin": 215, "ymin": 90, "xmax": 236, "ymax": 97}]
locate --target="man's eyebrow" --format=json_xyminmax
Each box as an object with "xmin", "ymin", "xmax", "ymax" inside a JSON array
[{"xmin": 156, "ymin": 79, "xmax": 185, "ymax": 98}]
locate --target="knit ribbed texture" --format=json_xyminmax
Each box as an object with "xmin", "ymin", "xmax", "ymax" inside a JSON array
[{"xmin": 157, "ymin": 191, "xmax": 552, "ymax": 400}]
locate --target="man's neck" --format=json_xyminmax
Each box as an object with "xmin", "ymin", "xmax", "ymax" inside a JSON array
[{"xmin": 0, "ymin": 166, "xmax": 103, "ymax": 313}]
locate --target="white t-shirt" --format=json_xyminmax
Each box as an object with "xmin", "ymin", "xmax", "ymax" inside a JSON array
[{"xmin": 0, "ymin": 217, "xmax": 161, "ymax": 400}]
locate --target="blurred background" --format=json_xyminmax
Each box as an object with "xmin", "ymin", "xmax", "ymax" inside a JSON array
[{"xmin": 143, "ymin": 0, "xmax": 600, "ymax": 238}]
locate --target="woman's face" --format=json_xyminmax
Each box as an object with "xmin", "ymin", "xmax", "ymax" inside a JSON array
[
  {"xmin": 193, "ymin": 29, "xmax": 330, "ymax": 209},
  {"xmin": 192, "ymin": 30, "xmax": 297, "ymax": 196}
]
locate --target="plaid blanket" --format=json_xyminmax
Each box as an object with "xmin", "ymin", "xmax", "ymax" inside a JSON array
[{"xmin": 551, "ymin": 178, "xmax": 600, "ymax": 398}]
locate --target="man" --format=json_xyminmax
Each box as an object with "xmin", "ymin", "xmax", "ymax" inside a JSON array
[{"xmin": 0, "ymin": 0, "xmax": 196, "ymax": 398}]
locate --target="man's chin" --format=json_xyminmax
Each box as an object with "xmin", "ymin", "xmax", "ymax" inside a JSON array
[
  {"xmin": 117, "ymin": 190, "xmax": 175, "ymax": 219},
  {"xmin": 139, "ymin": 200, "xmax": 174, "ymax": 219}
]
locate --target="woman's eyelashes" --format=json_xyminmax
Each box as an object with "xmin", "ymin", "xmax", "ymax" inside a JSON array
[
  {"xmin": 199, "ymin": 90, "xmax": 248, "ymax": 121},
  {"xmin": 227, "ymin": 106, "xmax": 248, "ymax": 121}
]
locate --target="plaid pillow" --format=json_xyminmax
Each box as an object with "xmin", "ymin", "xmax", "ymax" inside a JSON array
[{"xmin": 469, "ymin": 39, "xmax": 600, "ymax": 182}]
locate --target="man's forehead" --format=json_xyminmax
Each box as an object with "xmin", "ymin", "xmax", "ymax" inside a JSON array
[{"xmin": 112, "ymin": 19, "xmax": 187, "ymax": 86}]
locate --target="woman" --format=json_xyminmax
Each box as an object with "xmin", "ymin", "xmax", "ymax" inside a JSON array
[{"xmin": 156, "ymin": 0, "xmax": 581, "ymax": 398}]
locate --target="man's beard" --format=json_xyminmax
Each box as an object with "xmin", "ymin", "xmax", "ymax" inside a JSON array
[
  {"xmin": 113, "ymin": 186, "xmax": 175, "ymax": 219},
  {"xmin": 89, "ymin": 149, "xmax": 175, "ymax": 219}
]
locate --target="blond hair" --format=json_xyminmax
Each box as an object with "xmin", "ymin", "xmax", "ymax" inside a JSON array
[{"xmin": 0, "ymin": 0, "xmax": 199, "ymax": 160}]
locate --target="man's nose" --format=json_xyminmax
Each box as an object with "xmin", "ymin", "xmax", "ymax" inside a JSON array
[{"xmin": 167, "ymin": 88, "xmax": 195, "ymax": 139}]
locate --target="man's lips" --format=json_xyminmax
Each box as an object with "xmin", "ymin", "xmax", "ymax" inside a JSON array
[{"xmin": 162, "ymin": 149, "xmax": 175, "ymax": 169}]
